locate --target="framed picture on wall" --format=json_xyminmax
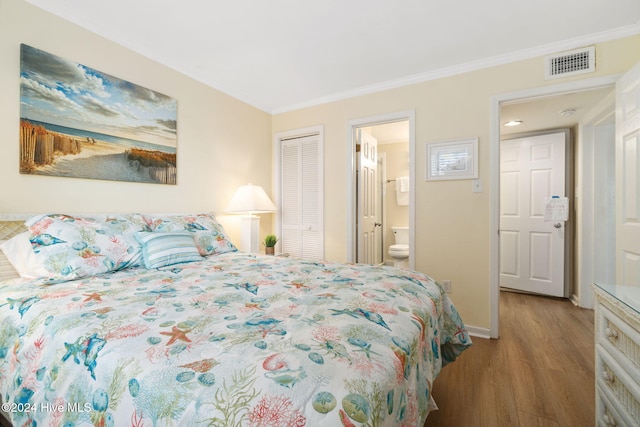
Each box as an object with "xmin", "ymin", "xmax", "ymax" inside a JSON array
[
  {"xmin": 19, "ymin": 44, "xmax": 178, "ymax": 185},
  {"xmin": 425, "ymin": 137, "xmax": 478, "ymax": 181}
]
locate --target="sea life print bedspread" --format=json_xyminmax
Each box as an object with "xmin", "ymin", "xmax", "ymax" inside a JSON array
[{"xmin": 0, "ymin": 253, "xmax": 471, "ymax": 427}]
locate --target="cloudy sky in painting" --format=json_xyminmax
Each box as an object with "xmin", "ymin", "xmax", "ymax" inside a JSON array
[{"xmin": 20, "ymin": 44, "xmax": 177, "ymax": 148}]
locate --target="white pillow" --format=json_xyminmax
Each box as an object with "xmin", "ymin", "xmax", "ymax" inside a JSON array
[{"xmin": 0, "ymin": 232, "xmax": 49, "ymax": 279}]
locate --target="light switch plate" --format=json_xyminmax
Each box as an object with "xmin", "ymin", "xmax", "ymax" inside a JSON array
[
  {"xmin": 441, "ymin": 280, "xmax": 451, "ymax": 293},
  {"xmin": 472, "ymin": 178, "xmax": 483, "ymax": 193}
]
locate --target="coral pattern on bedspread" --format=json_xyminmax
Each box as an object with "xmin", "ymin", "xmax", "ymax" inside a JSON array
[{"xmin": 0, "ymin": 253, "xmax": 470, "ymax": 427}]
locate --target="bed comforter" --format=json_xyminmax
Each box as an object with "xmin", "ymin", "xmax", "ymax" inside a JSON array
[{"xmin": 0, "ymin": 252, "xmax": 470, "ymax": 427}]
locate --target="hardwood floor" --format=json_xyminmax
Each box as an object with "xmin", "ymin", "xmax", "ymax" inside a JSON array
[{"xmin": 425, "ymin": 290, "xmax": 595, "ymax": 427}]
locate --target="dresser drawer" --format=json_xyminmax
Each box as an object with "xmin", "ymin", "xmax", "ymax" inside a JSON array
[
  {"xmin": 597, "ymin": 384, "xmax": 632, "ymax": 427},
  {"xmin": 596, "ymin": 303, "xmax": 640, "ymax": 374},
  {"xmin": 593, "ymin": 285, "xmax": 640, "ymax": 427},
  {"xmin": 596, "ymin": 345, "xmax": 640, "ymax": 425}
]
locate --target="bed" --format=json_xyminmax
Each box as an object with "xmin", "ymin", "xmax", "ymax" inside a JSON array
[{"xmin": 0, "ymin": 213, "xmax": 471, "ymax": 427}]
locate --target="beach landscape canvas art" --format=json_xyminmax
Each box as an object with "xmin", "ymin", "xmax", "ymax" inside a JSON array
[{"xmin": 19, "ymin": 44, "xmax": 177, "ymax": 184}]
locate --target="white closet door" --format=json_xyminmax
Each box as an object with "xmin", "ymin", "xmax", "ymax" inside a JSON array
[
  {"xmin": 280, "ymin": 134, "xmax": 323, "ymax": 259},
  {"xmin": 281, "ymin": 140, "xmax": 301, "ymax": 257}
]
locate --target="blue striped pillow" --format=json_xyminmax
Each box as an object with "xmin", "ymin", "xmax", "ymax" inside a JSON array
[{"xmin": 136, "ymin": 232, "xmax": 203, "ymax": 269}]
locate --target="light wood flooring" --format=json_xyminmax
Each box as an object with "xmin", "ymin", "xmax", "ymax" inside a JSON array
[{"xmin": 425, "ymin": 290, "xmax": 595, "ymax": 427}]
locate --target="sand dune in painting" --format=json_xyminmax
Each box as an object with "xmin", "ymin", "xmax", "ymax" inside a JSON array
[{"xmin": 33, "ymin": 140, "xmax": 157, "ymax": 183}]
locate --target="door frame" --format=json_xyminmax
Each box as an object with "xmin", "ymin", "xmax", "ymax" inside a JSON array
[
  {"xmin": 347, "ymin": 110, "xmax": 415, "ymax": 266},
  {"xmin": 576, "ymin": 91, "xmax": 616, "ymax": 308},
  {"xmin": 378, "ymin": 152, "xmax": 388, "ymax": 265},
  {"xmin": 489, "ymin": 75, "xmax": 619, "ymax": 338}
]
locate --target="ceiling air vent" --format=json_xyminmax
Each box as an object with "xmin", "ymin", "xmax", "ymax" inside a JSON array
[{"xmin": 544, "ymin": 46, "xmax": 595, "ymax": 80}]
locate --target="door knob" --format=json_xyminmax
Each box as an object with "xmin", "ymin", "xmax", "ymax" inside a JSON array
[
  {"xmin": 374, "ymin": 222, "xmax": 382, "ymax": 227},
  {"xmin": 554, "ymin": 223, "xmax": 562, "ymax": 228}
]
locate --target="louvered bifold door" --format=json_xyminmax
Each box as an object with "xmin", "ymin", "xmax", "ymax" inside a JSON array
[
  {"xmin": 280, "ymin": 134, "xmax": 323, "ymax": 260},
  {"xmin": 300, "ymin": 136, "xmax": 321, "ymax": 259},
  {"xmin": 281, "ymin": 140, "xmax": 301, "ymax": 257}
]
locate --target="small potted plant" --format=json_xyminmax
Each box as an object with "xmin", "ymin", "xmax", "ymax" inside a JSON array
[{"xmin": 263, "ymin": 234, "xmax": 278, "ymax": 255}]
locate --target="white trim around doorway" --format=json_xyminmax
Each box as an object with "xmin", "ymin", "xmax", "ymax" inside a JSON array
[
  {"xmin": 489, "ymin": 75, "xmax": 620, "ymax": 339},
  {"xmin": 346, "ymin": 110, "xmax": 416, "ymax": 268}
]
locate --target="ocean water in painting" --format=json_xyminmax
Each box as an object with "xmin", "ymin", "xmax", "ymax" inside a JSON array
[{"xmin": 24, "ymin": 119, "xmax": 176, "ymax": 154}]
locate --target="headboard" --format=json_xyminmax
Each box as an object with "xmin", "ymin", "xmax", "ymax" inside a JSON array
[
  {"xmin": 0, "ymin": 221, "xmax": 27, "ymax": 240},
  {"xmin": 0, "ymin": 214, "xmax": 33, "ymax": 237},
  {"xmin": 0, "ymin": 219, "xmax": 27, "ymax": 281}
]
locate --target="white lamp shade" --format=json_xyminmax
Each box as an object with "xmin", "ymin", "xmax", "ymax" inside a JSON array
[{"xmin": 225, "ymin": 184, "xmax": 276, "ymax": 214}]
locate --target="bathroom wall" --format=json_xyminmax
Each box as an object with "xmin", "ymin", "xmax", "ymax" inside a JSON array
[{"xmin": 379, "ymin": 142, "xmax": 409, "ymax": 263}]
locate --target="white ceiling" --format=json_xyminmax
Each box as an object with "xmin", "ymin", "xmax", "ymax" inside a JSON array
[
  {"xmin": 500, "ymin": 86, "xmax": 615, "ymax": 136},
  {"xmin": 25, "ymin": 0, "xmax": 640, "ymax": 114}
]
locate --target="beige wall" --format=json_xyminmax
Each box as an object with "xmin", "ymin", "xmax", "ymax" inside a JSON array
[
  {"xmin": 0, "ymin": 0, "xmax": 273, "ymax": 244},
  {"xmin": 273, "ymin": 35, "xmax": 640, "ymax": 330}
]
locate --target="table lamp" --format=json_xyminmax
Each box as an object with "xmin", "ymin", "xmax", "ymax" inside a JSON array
[{"xmin": 225, "ymin": 184, "xmax": 276, "ymax": 253}]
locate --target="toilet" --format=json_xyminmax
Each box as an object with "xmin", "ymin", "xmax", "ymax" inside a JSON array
[{"xmin": 389, "ymin": 226, "xmax": 410, "ymax": 269}]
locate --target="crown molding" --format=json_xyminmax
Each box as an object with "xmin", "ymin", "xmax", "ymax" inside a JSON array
[{"xmin": 272, "ymin": 23, "xmax": 640, "ymax": 115}]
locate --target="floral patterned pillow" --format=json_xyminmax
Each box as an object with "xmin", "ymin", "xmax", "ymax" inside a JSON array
[
  {"xmin": 25, "ymin": 214, "xmax": 145, "ymax": 283},
  {"xmin": 142, "ymin": 213, "xmax": 237, "ymax": 256}
]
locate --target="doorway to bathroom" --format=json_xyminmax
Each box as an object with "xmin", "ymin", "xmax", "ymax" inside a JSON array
[{"xmin": 347, "ymin": 111, "xmax": 414, "ymax": 268}]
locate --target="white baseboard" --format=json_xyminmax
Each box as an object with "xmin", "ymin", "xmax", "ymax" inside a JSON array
[
  {"xmin": 465, "ymin": 325, "xmax": 491, "ymax": 339},
  {"xmin": 569, "ymin": 294, "xmax": 580, "ymax": 307}
]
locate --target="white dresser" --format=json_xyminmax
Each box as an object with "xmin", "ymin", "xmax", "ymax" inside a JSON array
[{"xmin": 593, "ymin": 284, "xmax": 640, "ymax": 427}]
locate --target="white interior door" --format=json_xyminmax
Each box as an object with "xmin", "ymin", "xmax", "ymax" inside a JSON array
[
  {"xmin": 376, "ymin": 153, "xmax": 385, "ymax": 265},
  {"xmin": 616, "ymin": 62, "xmax": 640, "ymax": 286},
  {"xmin": 500, "ymin": 132, "xmax": 567, "ymax": 297},
  {"xmin": 357, "ymin": 129, "xmax": 379, "ymax": 264}
]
